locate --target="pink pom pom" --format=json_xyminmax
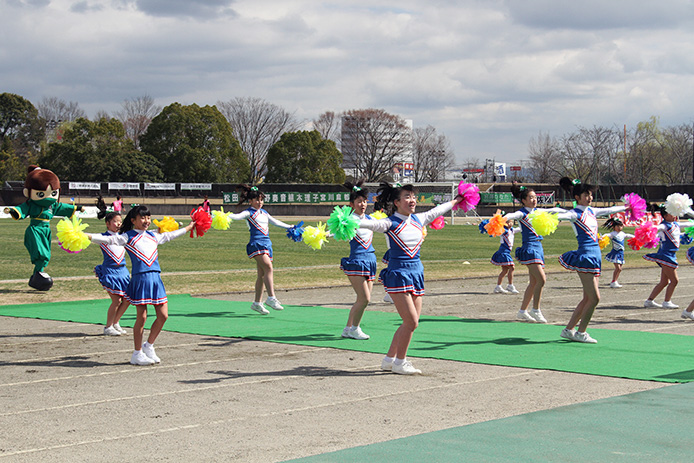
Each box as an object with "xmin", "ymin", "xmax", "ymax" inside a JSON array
[
  {"xmin": 453, "ymin": 182, "xmax": 480, "ymax": 212},
  {"xmin": 622, "ymin": 193, "xmax": 647, "ymax": 222},
  {"xmin": 635, "ymin": 222, "xmax": 659, "ymax": 249},
  {"xmin": 429, "ymin": 216, "xmax": 446, "ymax": 230}
]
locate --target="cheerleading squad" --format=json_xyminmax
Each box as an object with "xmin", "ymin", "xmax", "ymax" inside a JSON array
[{"xmin": 8, "ymin": 165, "xmax": 694, "ymax": 372}]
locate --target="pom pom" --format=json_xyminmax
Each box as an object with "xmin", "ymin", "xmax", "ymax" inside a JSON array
[
  {"xmin": 683, "ymin": 219, "xmax": 694, "ymax": 239},
  {"xmin": 681, "ymin": 233, "xmax": 693, "ymax": 245},
  {"xmin": 478, "ymin": 219, "xmax": 490, "ymax": 234},
  {"xmin": 303, "ymin": 222, "xmax": 329, "ymax": 250},
  {"xmin": 429, "ymin": 216, "xmax": 446, "ymax": 230},
  {"xmin": 370, "ymin": 210, "xmax": 388, "ymax": 220},
  {"xmin": 628, "ymin": 236, "xmax": 644, "ymax": 251},
  {"xmin": 528, "ymin": 210, "xmax": 559, "ymax": 236},
  {"xmin": 598, "ymin": 234, "xmax": 611, "ymax": 250},
  {"xmin": 286, "ymin": 221, "xmax": 305, "ymax": 242},
  {"xmin": 484, "ymin": 213, "xmax": 508, "ymax": 237},
  {"xmin": 665, "ymin": 193, "xmax": 693, "ymax": 217},
  {"xmin": 422, "ymin": 226, "xmax": 428, "ymax": 238},
  {"xmin": 327, "ymin": 206, "xmax": 360, "ymax": 241},
  {"xmin": 453, "ymin": 182, "xmax": 480, "ymax": 212},
  {"xmin": 190, "ymin": 206, "xmax": 212, "ymax": 238},
  {"xmin": 621, "ymin": 193, "xmax": 647, "ymax": 222},
  {"xmin": 56, "ymin": 216, "xmax": 91, "ymax": 253},
  {"xmin": 635, "ymin": 222, "xmax": 659, "ymax": 249},
  {"xmin": 153, "ymin": 216, "xmax": 179, "ymax": 234},
  {"xmin": 211, "ymin": 207, "xmax": 232, "ymax": 230}
]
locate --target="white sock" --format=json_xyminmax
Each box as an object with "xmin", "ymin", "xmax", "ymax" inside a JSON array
[
  {"xmin": 134, "ymin": 349, "xmax": 142, "ymax": 355},
  {"xmin": 393, "ymin": 357, "xmax": 406, "ymax": 366},
  {"xmin": 384, "ymin": 355, "xmax": 395, "ymax": 363},
  {"xmin": 143, "ymin": 342, "xmax": 153, "ymax": 348}
]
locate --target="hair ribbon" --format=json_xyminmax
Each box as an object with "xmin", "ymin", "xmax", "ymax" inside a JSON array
[{"xmin": 572, "ymin": 179, "xmax": 581, "ymax": 185}]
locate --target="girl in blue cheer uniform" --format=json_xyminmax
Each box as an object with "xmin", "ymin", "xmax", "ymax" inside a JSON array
[
  {"xmin": 643, "ymin": 204, "xmax": 684, "ymax": 309},
  {"xmin": 358, "ymin": 183, "xmax": 463, "ymax": 375},
  {"xmin": 556, "ymin": 178, "xmax": 625, "ymax": 344},
  {"xmin": 603, "ymin": 217, "xmax": 634, "ymax": 288},
  {"xmin": 229, "ymin": 184, "xmax": 298, "ymax": 315},
  {"xmin": 88, "ymin": 205, "xmax": 195, "ymax": 366},
  {"xmin": 490, "ymin": 219, "xmax": 520, "ymax": 294},
  {"xmin": 94, "ymin": 208, "xmax": 130, "ymax": 336},
  {"xmin": 340, "ymin": 181, "xmax": 377, "ymax": 340}
]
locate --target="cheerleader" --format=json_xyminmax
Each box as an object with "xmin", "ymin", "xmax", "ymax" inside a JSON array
[
  {"xmin": 503, "ymin": 184, "xmax": 565, "ymax": 323},
  {"xmin": 603, "ymin": 217, "xmax": 634, "ymax": 288},
  {"xmin": 681, "ymin": 244, "xmax": 694, "ymax": 320},
  {"xmin": 87, "ymin": 205, "xmax": 195, "ymax": 365},
  {"xmin": 340, "ymin": 181, "xmax": 377, "ymax": 340},
  {"xmin": 94, "ymin": 208, "xmax": 130, "ymax": 336},
  {"xmin": 358, "ymin": 183, "xmax": 463, "ymax": 375},
  {"xmin": 556, "ymin": 178, "xmax": 625, "ymax": 343},
  {"xmin": 643, "ymin": 204, "xmax": 685, "ymax": 309},
  {"xmin": 491, "ymin": 220, "xmax": 521, "ymax": 294},
  {"xmin": 229, "ymin": 184, "xmax": 297, "ymax": 315},
  {"xmin": 373, "ymin": 194, "xmax": 393, "ymax": 304}
]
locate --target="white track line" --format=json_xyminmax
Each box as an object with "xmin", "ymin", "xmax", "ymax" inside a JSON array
[{"xmin": 0, "ymin": 369, "xmax": 539, "ymax": 458}]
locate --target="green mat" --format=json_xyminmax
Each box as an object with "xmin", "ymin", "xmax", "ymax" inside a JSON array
[
  {"xmin": 284, "ymin": 382, "xmax": 694, "ymax": 462},
  {"xmin": 1, "ymin": 294, "xmax": 693, "ymax": 383}
]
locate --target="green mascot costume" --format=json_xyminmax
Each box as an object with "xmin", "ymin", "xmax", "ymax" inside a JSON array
[{"xmin": 3, "ymin": 165, "xmax": 81, "ymax": 291}]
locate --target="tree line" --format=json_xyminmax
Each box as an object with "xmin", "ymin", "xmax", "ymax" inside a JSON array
[{"xmin": 1, "ymin": 92, "xmax": 454, "ymax": 185}]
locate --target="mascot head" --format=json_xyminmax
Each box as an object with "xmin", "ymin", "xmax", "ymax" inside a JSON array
[{"xmin": 24, "ymin": 165, "xmax": 61, "ymax": 207}]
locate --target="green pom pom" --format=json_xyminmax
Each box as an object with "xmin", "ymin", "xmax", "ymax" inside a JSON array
[{"xmin": 327, "ymin": 205, "xmax": 359, "ymax": 241}]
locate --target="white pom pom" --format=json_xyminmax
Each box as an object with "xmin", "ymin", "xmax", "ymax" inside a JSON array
[{"xmin": 665, "ymin": 193, "xmax": 693, "ymax": 217}]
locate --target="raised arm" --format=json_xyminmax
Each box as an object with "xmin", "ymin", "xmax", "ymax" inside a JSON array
[
  {"xmin": 416, "ymin": 200, "xmax": 457, "ymax": 226},
  {"xmin": 592, "ymin": 205, "xmax": 625, "ymax": 217},
  {"xmin": 359, "ymin": 218, "xmax": 392, "ymax": 234},
  {"xmin": 156, "ymin": 223, "xmax": 193, "ymax": 244},
  {"xmin": 89, "ymin": 233, "xmax": 129, "ymax": 246},
  {"xmin": 228, "ymin": 210, "xmax": 251, "ymax": 221},
  {"xmin": 267, "ymin": 214, "xmax": 293, "ymax": 230}
]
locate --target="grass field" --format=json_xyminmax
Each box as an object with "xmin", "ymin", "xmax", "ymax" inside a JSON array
[{"xmin": 0, "ymin": 216, "xmax": 655, "ymax": 304}]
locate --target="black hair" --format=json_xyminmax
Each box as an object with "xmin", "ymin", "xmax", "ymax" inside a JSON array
[
  {"xmin": 104, "ymin": 211, "xmax": 120, "ymax": 224},
  {"xmin": 559, "ymin": 177, "xmax": 596, "ymax": 198},
  {"xmin": 120, "ymin": 205, "xmax": 150, "ymax": 233},
  {"xmin": 374, "ymin": 182, "xmax": 416, "ymax": 216},
  {"xmin": 344, "ymin": 180, "xmax": 368, "ymax": 203},
  {"xmin": 648, "ymin": 203, "xmax": 668, "ymax": 216},
  {"xmin": 236, "ymin": 184, "xmax": 265, "ymax": 205},
  {"xmin": 509, "ymin": 182, "xmax": 533, "ymax": 204},
  {"xmin": 603, "ymin": 217, "xmax": 624, "ymax": 231},
  {"xmin": 95, "ymin": 195, "xmax": 108, "ymax": 220}
]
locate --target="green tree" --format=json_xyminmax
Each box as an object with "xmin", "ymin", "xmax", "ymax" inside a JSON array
[
  {"xmin": 0, "ymin": 93, "xmax": 43, "ymax": 181},
  {"xmin": 140, "ymin": 103, "xmax": 250, "ymax": 183},
  {"xmin": 39, "ymin": 117, "xmax": 164, "ymax": 182},
  {"xmin": 265, "ymin": 130, "xmax": 345, "ymax": 183}
]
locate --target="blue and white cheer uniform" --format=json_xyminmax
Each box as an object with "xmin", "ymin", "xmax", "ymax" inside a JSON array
[
  {"xmin": 340, "ymin": 213, "xmax": 377, "ymax": 281},
  {"xmin": 490, "ymin": 227, "xmax": 521, "ymax": 267},
  {"xmin": 643, "ymin": 221, "xmax": 681, "ymax": 269},
  {"xmin": 229, "ymin": 207, "xmax": 292, "ymax": 261},
  {"xmin": 94, "ymin": 230, "xmax": 130, "ymax": 296},
  {"xmin": 604, "ymin": 230, "xmax": 635, "ymax": 265}
]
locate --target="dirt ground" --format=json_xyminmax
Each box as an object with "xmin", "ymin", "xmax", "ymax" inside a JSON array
[{"xmin": 2, "ymin": 265, "xmax": 694, "ymax": 462}]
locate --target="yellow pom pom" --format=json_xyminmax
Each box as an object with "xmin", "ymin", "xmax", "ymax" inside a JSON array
[
  {"xmin": 211, "ymin": 207, "xmax": 231, "ymax": 230},
  {"xmin": 56, "ymin": 216, "xmax": 91, "ymax": 253},
  {"xmin": 598, "ymin": 234, "xmax": 611, "ymax": 250},
  {"xmin": 422, "ymin": 226, "xmax": 428, "ymax": 238},
  {"xmin": 528, "ymin": 210, "xmax": 558, "ymax": 236},
  {"xmin": 370, "ymin": 210, "xmax": 388, "ymax": 220},
  {"xmin": 153, "ymin": 216, "xmax": 179, "ymax": 234},
  {"xmin": 303, "ymin": 222, "xmax": 329, "ymax": 250}
]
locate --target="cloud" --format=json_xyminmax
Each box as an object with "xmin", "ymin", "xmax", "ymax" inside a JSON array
[{"xmin": 132, "ymin": 0, "xmax": 238, "ymax": 19}]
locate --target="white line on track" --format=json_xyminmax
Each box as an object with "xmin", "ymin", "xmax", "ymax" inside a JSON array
[{"xmin": 0, "ymin": 368, "xmax": 539, "ymax": 458}]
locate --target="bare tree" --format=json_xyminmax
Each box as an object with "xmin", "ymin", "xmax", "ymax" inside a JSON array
[
  {"xmin": 38, "ymin": 96, "xmax": 85, "ymax": 123},
  {"xmin": 93, "ymin": 109, "xmax": 111, "ymax": 121},
  {"xmin": 217, "ymin": 97, "xmax": 301, "ymax": 182},
  {"xmin": 341, "ymin": 108, "xmax": 412, "ymax": 182},
  {"xmin": 312, "ymin": 111, "xmax": 341, "ymax": 149},
  {"xmin": 412, "ymin": 125, "xmax": 454, "ymax": 182},
  {"xmin": 557, "ymin": 126, "xmax": 619, "ymax": 183},
  {"xmin": 527, "ymin": 131, "xmax": 561, "ymax": 182},
  {"xmin": 115, "ymin": 95, "xmax": 161, "ymax": 149},
  {"xmin": 625, "ymin": 117, "xmax": 662, "ymax": 185},
  {"xmin": 653, "ymin": 124, "xmax": 693, "ymax": 184}
]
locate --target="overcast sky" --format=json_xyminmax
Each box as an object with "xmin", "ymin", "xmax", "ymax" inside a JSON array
[{"xmin": 4, "ymin": 0, "xmax": 694, "ymax": 165}]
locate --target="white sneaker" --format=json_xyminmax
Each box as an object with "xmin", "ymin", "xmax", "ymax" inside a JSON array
[
  {"xmin": 265, "ymin": 297, "xmax": 284, "ymax": 311},
  {"xmin": 662, "ymin": 301, "xmax": 679, "ymax": 309},
  {"xmin": 494, "ymin": 285, "xmax": 509, "ymax": 294},
  {"xmin": 573, "ymin": 331, "xmax": 598, "ymax": 344},
  {"xmin": 609, "ymin": 281, "xmax": 622, "ymax": 288},
  {"xmin": 644, "ymin": 300, "xmax": 662, "ymax": 308},
  {"xmin": 529, "ymin": 309, "xmax": 548, "ymax": 323},
  {"xmin": 142, "ymin": 343, "xmax": 161, "ymax": 363},
  {"xmin": 506, "ymin": 284, "xmax": 520, "ymax": 294},
  {"xmin": 251, "ymin": 302, "xmax": 269, "ymax": 315},
  {"xmin": 381, "ymin": 357, "xmax": 394, "ymax": 371},
  {"xmin": 130, "ymin": 351, "xmax": 155, "ymax": 366},
  {"xmin": 341, "ymin": 327, "xmax": 351, "ymax": 338},
  {"xmin": 516, "ymin": 310, "xmax": 535, "ymax": 322},
  {"xmin": 113, "ymin": 323, "xmax": 127, "ymax": 334},
  {"xmin": 681, "ymin": 310, "xmax": 694, "ymax": 320},
  {"xmin": 383, "ymin": 293, "xmax": 393, "ymax": 303},
  {"xmin": 103, "ymin": 326, "xmax": 121, "ymax": 336},
  {"xmin": 348, "ymin": 326, "xmax": 370, "ymax": 340},
  {"xmin": 560, "ymin": 328, "xmax": 576, "ymax": 340},
  {"xmin": 392, "ymin": 360, "xmax": 422, "ymax": 375}
]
